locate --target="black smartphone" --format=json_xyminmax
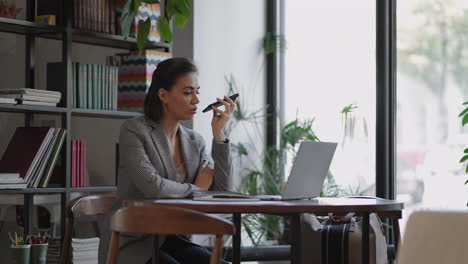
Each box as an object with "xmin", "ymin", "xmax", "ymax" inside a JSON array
[{"xmin": 202, "ymin": 93, "xmax": 239, "ymax": 113}]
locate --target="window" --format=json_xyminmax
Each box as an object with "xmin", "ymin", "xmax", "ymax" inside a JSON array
[
  {"xmin": 396, "ymin": 0, "xmax": 468, "ymax": 225},
  {"xmin": 282, "ymin": 1, "xmax": 376, "ymax": 195}
]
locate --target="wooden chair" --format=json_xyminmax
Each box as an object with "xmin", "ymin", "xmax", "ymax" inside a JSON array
[
  {"xmin": 107, "ymin": 205, "xmax": 235, "ymax": 264},
  {"xmin": 61, "ymin": 194, "xmax": 117, "ymax": 264},
  {"xmin": 397, "ymin": 210, "xmax": 468, "ymax": 264}
]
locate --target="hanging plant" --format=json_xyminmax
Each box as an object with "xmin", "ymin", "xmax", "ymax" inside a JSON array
[
  {"xmin": 120, "ymin": 0, "xmax": 192, "ymax": 50},
  {"xmin": 263, "ymin": 32, "xmax": 287, "ymax": 54}
]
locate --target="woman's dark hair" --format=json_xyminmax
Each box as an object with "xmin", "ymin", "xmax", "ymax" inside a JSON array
[{"xmin": 144, "ymin": 57, "xmax": 198, "ymax": 122}]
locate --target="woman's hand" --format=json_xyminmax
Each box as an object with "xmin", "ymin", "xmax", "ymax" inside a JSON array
[
  {"xmin": 194, "ymin": 160, "xmax": 214, "ymax": 190},
  {"xmin": 211, "ymin": 95, "xmax": 236, "ymax": 137}
]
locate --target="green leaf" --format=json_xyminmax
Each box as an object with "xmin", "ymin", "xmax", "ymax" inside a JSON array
[
  {"xmin": 463, "ymin": 101, "xmax": 468, "ymax": 105},
  {"xmin": 137, "ymin": 18, "xmax": 151, "ymax": 51},
  {"xmin": 183, "ymin": 0, "xmax": 192, "ymax": 15},
  {"xmin": 174, "ymin": 13, "xmax": 189, "ymax": 29},
  {"xmin": 460, "ymin": 155, "xmax": 468, "ymax": 163},
  {"xmin": 263, "ymin": 32, "xmax": 276, "ymax": 54},
  {"xmin": 233, "ymin": 104, "xmax": 245, "ymax": 120},
  {"xmin": 171, "ymin": 0, "xmax": 192, "ymax": 18},
  {"xmin": 263, "ymin": 32, "xmax": 286, "ymax": 54},
  {"xmin": 120, "ymin": 0, "xmax": 137, "ymax": 38},
  {"xmin": 465, "ymin": 148, "xmax": 468, "ymax": 153},
  {"xmin": 466, "ymin": 165, "xmax": 468, "ymax": 174},
  {"xmin": 233, "ymin": 143, "xmax": 248, "ymax": 156},
  {"xmin": 133, "ymin": 0, "xmax": 141, "ymax": 12},
  {"xmin": 465, "ymin": 178, "xmax": 468, "ymax": 185},
  {"xmin": 142, "ymin": 0, "xmax": 159, "ymax": 3},
  {"xmin": 458, "ymin": 107, "xmax": 468, "ymax": 117},
  {"xmin": 165, "ymin": 0, "xmax": 176, "ymax": 19},
  {"xmin": 157, "ymin": 16, "xmax": 172, "ymax": 42},
  {"xmin": 463, "ymin": 114, "xmax": 468, "ymax": 126},
  {"xmin": 341, "ymin": 104, "xmax": 359, "ymax": 114}
]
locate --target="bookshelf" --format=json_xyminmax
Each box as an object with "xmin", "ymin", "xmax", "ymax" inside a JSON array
[
  {"xmin": 0, "ymin": 16, "xmax": 62, "ymax": 35},
  {"xmin": 0, "ymin": 103, "xmax": 68, "ymax": 113},
  {"xmin": 0, "ymin": 17, "xmax": 171, "ymax": 50},
  {"xmin": 0, "ymin": 0, "xmax": 169, "ymax": 251}
]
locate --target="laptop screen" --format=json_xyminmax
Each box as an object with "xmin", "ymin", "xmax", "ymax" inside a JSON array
[{"xmin": 282, "ymin": 141, "xmax": 337, "ymax": 199}]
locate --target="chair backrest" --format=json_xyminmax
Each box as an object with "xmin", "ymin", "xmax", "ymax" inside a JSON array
[
  {"xmin": 107, "ymin": 205, "xmax": 235, "ymax": 264},
  {"xmin": 61, "ymin": 194, "xmax": 117, "ymax": 264},
  {"xmin": 397, "ymin": 210, "xmax": 468, "ymax": 264}
]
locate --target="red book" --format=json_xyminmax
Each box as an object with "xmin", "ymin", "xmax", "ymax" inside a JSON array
[
  {"xmin": 77, "ymin": 140, "xmax": 81, "ymax": 187},
  {"xmin": 76, "ymin": 140, "xmax": 81, "ymax": 187},
  {"xmin": 82, "ymin": 140, "xmax": 86, "ymax": 187},
  {"xmin": 0, "ymin": 127, "xmax": 54, "ymax": 183},
  {"xmin": 71, "ymin": 140, "xmax": 76, "ymax": 187}
]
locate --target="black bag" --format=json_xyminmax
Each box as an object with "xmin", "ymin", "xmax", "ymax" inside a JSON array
[{"xmin": 301, "ymin": 213, "xmax": 387, "ymax": 264}]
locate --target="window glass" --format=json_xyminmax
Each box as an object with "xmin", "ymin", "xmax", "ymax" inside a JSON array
[
  {"xmin": 283, "ymin": 1, "xmax": 376, "ymax": 196},
  {"xmin": 397, "ymin": 0, "xmax": 468, "ymax": 230}
]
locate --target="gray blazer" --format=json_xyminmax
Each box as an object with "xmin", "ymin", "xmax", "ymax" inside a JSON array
[{"xmin": 98, "ymin": 116, "xmax": 232, "ymax": 264}]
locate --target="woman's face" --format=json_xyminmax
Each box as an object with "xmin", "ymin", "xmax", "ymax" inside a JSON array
[{"xmin": 159, "ymin": 72, "xmax": 200, "ymax": 121}]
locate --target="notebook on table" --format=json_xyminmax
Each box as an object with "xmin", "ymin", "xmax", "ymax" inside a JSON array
[{"xmin": 190, "ymin": 141, "xmax": 338, "ymax": 201}]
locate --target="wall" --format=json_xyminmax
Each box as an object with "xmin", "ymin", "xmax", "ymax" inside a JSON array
[{"xmin": 193, "ymin": 0, "xmax": 267, "ymax": 189}]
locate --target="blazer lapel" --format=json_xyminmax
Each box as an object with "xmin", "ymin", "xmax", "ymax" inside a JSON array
[
  {"xmin": 178, "ymin": 125, "xmax": 199, "ymax": 184},
  {"xmin": 147, "ymin": 119, "xmax": 177, "ymax": 181}
]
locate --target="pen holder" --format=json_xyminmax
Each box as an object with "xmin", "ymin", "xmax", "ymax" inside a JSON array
[
  {"xmin": 9, "ymin": 245, "xmax": 31, "ymax": 264},
  {"xmin": 30, "ymin": 243, "xmax": 48, "ymax": 264}
]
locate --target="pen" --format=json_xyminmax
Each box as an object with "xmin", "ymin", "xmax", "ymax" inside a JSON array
[{"xmin": 8, "ymin": 232, "xmax": 14, "ymax": 246}]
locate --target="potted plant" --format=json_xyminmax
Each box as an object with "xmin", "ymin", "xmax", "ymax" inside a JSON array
[
  {"xmin": 224, "ymin": 76, "xmax": 342, "ymax": 246},
  {"xmin": 119, "ymin": 0, "xmax": 192, "ymax": 50}
]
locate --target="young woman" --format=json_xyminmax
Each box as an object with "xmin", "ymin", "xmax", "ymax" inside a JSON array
[{"xmin": 98, "ymin": 58, "xmax": 234, "ymax": 264}]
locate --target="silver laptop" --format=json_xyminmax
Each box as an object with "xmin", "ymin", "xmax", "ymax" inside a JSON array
[
  {"xmin": 191, "ymin": 141, "xmax": 337, "ymax": 201},
  {"xmin": 257, "ymin": 141, "xmax": 337, "ymax": 200}
]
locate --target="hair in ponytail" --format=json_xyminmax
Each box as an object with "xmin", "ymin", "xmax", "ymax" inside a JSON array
[{"xmin": 144, "ymin": 57, "xmax": 198, "ymax": 122}]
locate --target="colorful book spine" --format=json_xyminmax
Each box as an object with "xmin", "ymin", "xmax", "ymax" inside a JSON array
[{"xmin": 71, "ymin": 139, "xmax": 87, "ymax": 187}]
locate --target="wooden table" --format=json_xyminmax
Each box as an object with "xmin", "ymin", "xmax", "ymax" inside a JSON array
[{"xmin": 125, "ymin": 197, "xmax": 403, "ymax": 264}]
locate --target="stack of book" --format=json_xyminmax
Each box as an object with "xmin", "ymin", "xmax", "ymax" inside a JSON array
[
  {"xmin": 0, "ymin": 88, "xmax": 61, "ymax": 106},
  {"xmin": 0, "ymin": 97, "xmax": 16, "ymax": 104},
  {"xmin": 0, "ymin": 127, "xmax": 66, "ymax": 189},
  {"xmin": 72, "ymin": 237, "xmax": 100, "ymax": 264},
  {"xmin": 46, "ymin": 238, "xmax": 62, "ymax": 264},
  {"xmin": 71, "ymin": 140, "xmax": 87, "ymax": 187}
]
